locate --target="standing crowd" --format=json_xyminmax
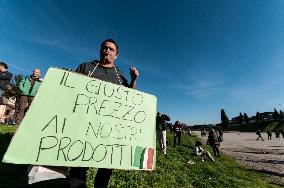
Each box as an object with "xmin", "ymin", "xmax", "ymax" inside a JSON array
[{"xmin": 156, "ymin": 111, "xmax": 223, "ymax": 163}]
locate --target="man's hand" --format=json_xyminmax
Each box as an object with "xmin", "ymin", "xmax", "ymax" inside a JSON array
[
  {"xmin": 130, "ymin": 67, "xmax": 139, "ymax": 81},
  {"xmin": 129, "ymin": 67, "xmax": 139, "ymax": 89}
]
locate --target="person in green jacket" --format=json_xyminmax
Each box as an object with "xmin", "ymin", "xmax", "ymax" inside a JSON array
[{"xmin": 15, "ymin": 69, "xmax": 43, "ymax": 125}]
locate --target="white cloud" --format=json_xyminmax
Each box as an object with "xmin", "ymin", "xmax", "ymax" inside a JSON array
[
  {"xmin": 32, "ymin": 37, "xmax": 96, "ymax": 58},
  {"xmin": 173, "ymin": 66, "xmax": 226, "ymax": 99},
  {"xmin": 9, "ymin": 63, "xmax": 30, "ymax": 74}
]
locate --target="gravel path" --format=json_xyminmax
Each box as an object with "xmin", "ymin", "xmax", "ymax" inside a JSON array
[{"xmin": 193, "ymin": 131, "xmax": 284, "ymax": 185}]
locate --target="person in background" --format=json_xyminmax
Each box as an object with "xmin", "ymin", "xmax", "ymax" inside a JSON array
[
  {"xmin": 15, "ymin": 69, "xmax": 43, "ymax": 124},
  {"xmin": 207, "ymin": 129, "xmax": 220, "ymax": 157},
  {"xmin": 194, "ymin": 141, "xmax": 215, "ymax": 162},
  {"xmin": 218, "ymin": 130, "xmax": 224, "ymax": 143},
  {"xmin": 256, "ymin": 130, "xmax": 264, "ymax": 141},
  {"xmin": 267, "ymin": 130, "xmax": 272, "ymax": 140},
  {"xmin": 173, "ymin": 121, "xmax": 182, "ymax": 147},
  {"xmin": 280, "ymin": 130, "xmax": 284, "ymax": 138},
  {"xmin": 275, "ymin": 131, "xmax": 280, "ymax": 139},
  {"xmin": 188, "ymin": 128, "xmax": 192, "ymax": 136},
  {"xmin": 201, "ymin": 129, "xmax": 206, "ymax": 137},
  {"xmin": 156, "ymin": 112, "xmax": 170, "ymax": 155},
  {"xmin": 0, "ymin": 62, "xmax": 13, "ymax": 103}
]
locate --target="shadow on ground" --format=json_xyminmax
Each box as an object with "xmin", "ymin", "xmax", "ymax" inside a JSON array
[
  {"xmin": 260, "ymin": 159, "xmax": 284, "ymax": 165},
  {"xmin": 232, "ymin": 150, "xmax": 283, "ymax": 155},
  {"xmin": 268, "ymin": 145, "xmax": 283, "ymax": 148},
  {"xmin": 244, "ymin": 159, "xmax": 284, "ymax": 166},
  {"xmin": 0, "ymin": 132, "xmax": 67, "ymax": 188}
]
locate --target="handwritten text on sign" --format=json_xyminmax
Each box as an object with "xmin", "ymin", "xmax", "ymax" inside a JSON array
[{"xmin": 3, "ymin": 68, "xmax": 157, "ymax": 170}]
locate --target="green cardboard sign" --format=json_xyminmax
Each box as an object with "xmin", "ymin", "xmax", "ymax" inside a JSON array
[{"xmin": 3, "ymin": 68, "xmax": 157, "ymax": 171}]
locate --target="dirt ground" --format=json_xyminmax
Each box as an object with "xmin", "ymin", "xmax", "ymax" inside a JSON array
[{"xmin": 193, "ymin": 131, "xmax": 284, "ymax": 185}]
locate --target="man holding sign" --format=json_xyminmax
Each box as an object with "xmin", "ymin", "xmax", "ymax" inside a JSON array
[{"xmin": 68, "ymin": 39, "xmax": 139, "ymax": 188}]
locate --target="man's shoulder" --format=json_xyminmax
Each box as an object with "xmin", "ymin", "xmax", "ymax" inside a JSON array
[
  {"xmin": 32, "ymin": 77, "xmax": 43, "ymax": 82},
  {"xmin": 78, "ymin": 60, "xmax": 99, "ymax": 68},
  {"xmin": 76, "ymin": 60, "xmax": 99, "ymax": 73}
]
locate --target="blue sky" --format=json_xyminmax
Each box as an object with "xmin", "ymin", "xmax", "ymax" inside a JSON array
[{"xmin": 1, "ymin": 0, "xmax": 284, "ymax": 125}]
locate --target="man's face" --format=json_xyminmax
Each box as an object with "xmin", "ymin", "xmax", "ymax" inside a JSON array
[
  {"xmin": 100, "ymin": 42, "xmax": 118, "ymax": 64},
  {"xmin": 0, "ymin": 65, "xmax": 3, "ymax": 72},
  {"xmin": 33, "ymin": 69, "xmax": 41, "ymax": 78}
]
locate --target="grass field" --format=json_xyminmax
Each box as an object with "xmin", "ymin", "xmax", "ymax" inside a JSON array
[
  {"xmin": 0, "ymin": 125, "xmax": 280, "ymax": 188},
  {"xmin": 275, "ymin": 121, "xmax": 284, "ymax": 131},
  {"xmin": 262, "ymin": 122, "xmax": 279, "ymax": 132}
]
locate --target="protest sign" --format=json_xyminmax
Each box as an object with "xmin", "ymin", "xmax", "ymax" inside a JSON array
[{"xmin": 3, "ymin": 68, "xmax": 157, "ymax": 171}]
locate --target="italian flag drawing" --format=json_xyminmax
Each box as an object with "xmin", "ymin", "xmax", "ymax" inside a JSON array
[{"xmin": 133, "ymin": 146, "xmax": 154, "ymax": 171}]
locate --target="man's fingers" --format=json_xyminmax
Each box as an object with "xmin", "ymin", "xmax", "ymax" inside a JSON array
[{"xmin": 130, "ymin": 67, "xmax": 139, "ymax": 78}]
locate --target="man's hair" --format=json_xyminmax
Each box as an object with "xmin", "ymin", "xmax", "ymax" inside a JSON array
[
  {"xmin": 0, "ymin": 62, "xmax": 8, "ymax": 69},
  {"xmin": 101, "ymin": 39, "xmax": 119, "ymax": 54},
  {"xmin": 161, "ymin": 114, "xmax": 170, "ymax": 121},
  {"xmin": 195, "ymin": 141, "xmax": 202, "ymax": 146},
  {"xmin": 33, "ymin": 68, "xmax": 40, "ymax": 72},
  {"xmin": 175, "ymin": 121, "xmax": 180, "ymax": 125}
]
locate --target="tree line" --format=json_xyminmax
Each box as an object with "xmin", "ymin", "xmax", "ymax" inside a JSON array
[{"xmin": 220, "ymin": 108, "xmax": 284, "ymax": 130}]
